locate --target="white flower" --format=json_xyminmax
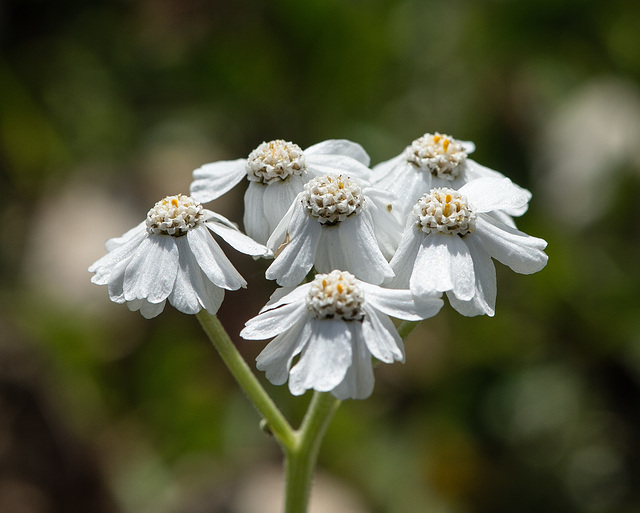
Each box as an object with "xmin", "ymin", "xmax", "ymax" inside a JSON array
[
  {"xmin": 89, "ymin": 194, "xmax": 269, "ymax": 318},
  {"xmin": 241, "ymin": 270, "xmax": 443, "ymax": 400},
  {"xmin": 372, "ymin": 132, "xmax": 529, "ymax": 219},
  {"xmin": 264, "ymin": 174, "xmax": 400, "ymax": 286},
  {"xmin": 389, "ymin": 178, "xmax": 548, "ymax": 317},
  {"xmin": 190, "ymin": 139, "xmax": 372, "ymax": 244}
]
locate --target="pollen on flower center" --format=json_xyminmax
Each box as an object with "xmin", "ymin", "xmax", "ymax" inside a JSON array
[
  {"xmin": 146, "ymin": 194, "xmax": 204, "ymax": 236},
  {"xmin": 246, "ymin": 140, "xmax": 306, "ymax": 184},
  {"xmin": 413, "ymin": 188, "xmax": 476, "ymax": 236},
  {"xmin": 302, "ymin": 175, "xmax": 363, "ymax": 225},
  {"xmin": 404, "ymin": 132, "xmax": 467, "ymax": 180},
  {"xmin": 306, "ymin": 270, "xmax": 365, "ymax": 321}
]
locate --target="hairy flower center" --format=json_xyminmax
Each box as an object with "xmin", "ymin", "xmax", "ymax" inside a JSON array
[
  {"xmin": 414, "ymin": 188, "xmax": 476, "ymax": 236},
  {"xmin": 146, "ymin": 194, "xmax": 204, "ymax": 236},
  {"xmin": 303, "ymin": 175, "xmax": 363, "ymax": 225},
  {"xmin": 306, "ymin": 270, "xmax": 365, "ymax": 321},
  {"xmin": 404, "ymin": 132, "xmax": 467, "ymax": 180},
  {"xmin": 246, "ymin": 140, "xmax": 306, "ymax": 184}
]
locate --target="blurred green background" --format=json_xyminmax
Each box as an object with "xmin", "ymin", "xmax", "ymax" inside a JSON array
[{"xmin": 2, "ymin": 0, "xmax": 640, "ymax": 512}]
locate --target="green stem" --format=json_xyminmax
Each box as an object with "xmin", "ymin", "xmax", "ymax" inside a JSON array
[
  {"xmin": 196, "ymin": 310, "xmax": 295, "ymax": 449},
  {"xmin": 284, "ymin": 392, "xmax": 341, "ymax": 513}
]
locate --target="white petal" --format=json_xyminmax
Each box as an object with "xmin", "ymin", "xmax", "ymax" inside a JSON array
[
  {"xmin": 359, "ymin": 283, "xmax": 442, "ymax": 321},
  {"xmin": 262, "ymin": 175, "xmax": 306, "ymax": 236},
  {"xmin": 187, "ymin": 226, "xmax": 246, "ymax": 290},
  {"xmin": 447, "ymin": 235, "xmax": 496, "ymax": 317},
  {"xmin": 243, "ymin": 182, "xmax": 271, "ymax": 245},
  {"xmin": 476, "ymin": 215, "xmax": 548, "ymax": 274},
  {"xmin": 337, "ymin": 213, "xmax": 394, "ymax": 284},
  {"xmin": 105, "ymin": 221, "xmax": 146, "ymax": 251},
  {"xmin": 461, "ymin": 140, "xmax": 476, "ymax": 154},
  {"xmin": 265, "ymin": 207, "xmax": 322, "ymax": 286},
  {"xmin": 106, "ymin": 257, "xmax": 130, "ymax": 303},
  {"xmin": 331, "ymin": 327, "xmax": 375, "ymax": 400},
  {"xmin": 266, "ymin": 194, "xmax": 300, "ymax": 251},
  {"xmin": 241, "ymin": 301, "xmax": 308, "ymax": 340},
  {"xmin": 464, "ymin": 159, "xmax": 506, "ymax": 181},
  {"xmin": 259, "ymin": 283, "xmax": 313, "ymax": 313},
  {"xmin": 372, "ymin": 159, "xmax": 431, "ymax": 218},
  {"xmin": 89, "ymin": 227, "xmax": 147, "ymax": 282},
  {"xmin": 371, "ymin": 154, "xmax": 405, "ymax": 183},
  {"xmin": 127, "ymin": 298, "xmax": 166, "ymax": 319},
  {"xmin": 289, "ymin": 319, "xmax": 353, "ymax": 395},
  {"xmin": 123, "ymin": 235, "xmax": 179, "ymax": 302},
  {"xmin": 460, "ymin": 177, "xmax": 530, "ymax": 214},
  {"xmin": 410, "ymin": 235, "xmax": 475, "ymax": 301},
  {"xmin": 388, "ymin": 226, "xmax": 424, "ymax": 288},
  {"xmin": 256, "ymin": 319, "xmax": 312, "ymax": 386},
  {"xmin": 204, "ymin": 211, "xmax": 270, "ymax": 257},
  {"xmin": 190, "ymin": 159, "xmax": 247, "ymax": 203},
  {"xmin": 362, "ymin": 187, "xmax": 404, "ymax": 258},
  {"xmin": 169, "ymin": 236, "xmax": 225, "ymax": 314},
  {"xmin": 304, "ymin": 139, "xmax": 370, "ymax": 166},
  {"xmin": 306, "ymin": 155, "xmax": 372, "ymax": 184},
  {"xmin": 361, "ymin": 305, "xmax": 404, "ymax": 363}
]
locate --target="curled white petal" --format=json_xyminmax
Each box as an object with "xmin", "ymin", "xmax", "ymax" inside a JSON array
[
  {"xmin": 331, "ymin": 328, "xmax": 375, "ymax": 400},
  {"xmin": 256, "ymin": 320, "xmax": 312, "ymax": 386},
  {"xmin": 127, "ymin": 298, "xmax": 166, "ymax": 319},
  {"xmin": 361, "ymin": 305, "xmax": 405, "ymax": 363},
  {"xmin": 187, "ymin": 226, "xmax": 246, "ymax": 290},
  {"xmin": 410, "ymin": 235, "xmax": 475, "ymax": 301},
  {"xmin": 447, "ymin": 235, "xmax": 497, "ymax": 317},
  {"xmin": 241, "ymin": 301, "xmax": 308, "ymax": 340},
  {"xmin": 265, "ymin": 205, "xmax": 322, "ymax": 286},
  {"xmin": 304, "ymin": 139, "xmax": 371, "ymax": 166},
  {"xmin": 359, "ymin": 283, "xmax": 442, "ymax": 321},
  {"xmin": 204, "ymin": 210, "xmax": 270, "ymax": 257},
  {"xmin": 289, "ymin": 319, "xmax": 353, "ymax": 396},
  {"xmin": 190, "ymin": 159, "xmax": 247, "ymax": 203},
  {"xmin": 123, "ymin": 235, "xmax": 179, "ymax": 303},
  {"xmin": 475, "ymin": 215, "xmax": 548, "ymax": 274},
  {"xmin": 460, "ymin": 177, "xmax": 531, "ymax": 214},
  {"xmin": 104, "ymin": 222, "xmax": 146, "ymax": 252}
]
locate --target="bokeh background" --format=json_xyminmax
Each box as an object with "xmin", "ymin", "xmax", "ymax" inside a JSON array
[{"xmin": 2, "ymin": 0, "xmax": 640, "ymax": 512}]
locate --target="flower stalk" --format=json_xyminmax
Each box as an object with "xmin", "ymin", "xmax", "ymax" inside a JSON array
[
  {"xmin": 284, "ymin": 392, "xmax": 341, "ymax": 513},
  {"xmin": 196, "ymin": 310, "xmax": 295, "ymax": 448}
]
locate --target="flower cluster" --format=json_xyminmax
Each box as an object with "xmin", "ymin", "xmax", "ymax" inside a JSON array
[{"xmin": 90, "ymin": 133, "xmax": 548, "ymax": 399}]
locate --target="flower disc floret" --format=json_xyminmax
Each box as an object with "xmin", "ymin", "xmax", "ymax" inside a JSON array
[
  {"xmin": 414, "ymin": 188, "xmax": 476, "ymax": 236},
  {"xmin": 306, "ymin": 270, "xmax": 365, "ymax": 321},
  {"xmin": 303, "ymin": 175, "xmax": 363, "ymax": 225},
  {"xmin": 404, "ymin": 132, "xmax": 468, "ymax": 179},
  {"xmin": 146, "ymin": 194, "xmax": 204, "ymax": 236},
  {"xmin": 246, "ymin": 140, "xmax": 306, "ymax": 184}
]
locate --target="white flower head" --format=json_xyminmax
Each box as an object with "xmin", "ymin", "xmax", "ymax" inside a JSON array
[
  {"xmin": 404, "ymin": 132, "xmax": 470, "ymax": 180},
  {"xmin": 241, "ymin": 270, "xmax": 443, "ymax": 400},
  {"xmin": 389, "ymin": 178, "xmax": 548, "ymax": 317},
  {"xmin": 265, "ymin": 174, "xmax": 400, "ymax": 287},
  {"xmin": 190, "ymin": 139, "xmax": 372, "ymax": 245},
  {"xmin": 89, "ymin": 194, "xmax": 270, "ymax": 318},
  {"xmin": 372, "ymin": 132, "xmax": 528, "ymax": 219}
]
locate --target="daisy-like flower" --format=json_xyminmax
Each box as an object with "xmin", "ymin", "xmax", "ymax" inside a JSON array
[
  {"xmin": 241, "ymin": 270, "xmax": 443, "ymax": 400},
  {"xmin": 372, "ymin": 132, "xmax": 528, "ymax": 219},
  {"xmin": 190, "ymin": 139, "xmax": 371, "ymax": 245},
  {"xmin": 389, "ymin": 178, "xmax": 548, "ymax": 317},
  {"xmin": 264, "ymin": 174, "xmax": 400, "ymax": 287},
  {"xmin": 89, "ymin": 194, "xmax": 269, "ymax": 318}
]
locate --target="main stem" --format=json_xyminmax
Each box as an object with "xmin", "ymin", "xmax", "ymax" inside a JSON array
[
  {"xmin": 197, "ymin": 311, "xmax": 420, "ymax": 513},
  {"xmin": 284, "ymin": 391, "xmax": 341, "ymax": 513},
  {"xmin": 196, "ymin": 311, "xmax": 295, "ymax": 448}
]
